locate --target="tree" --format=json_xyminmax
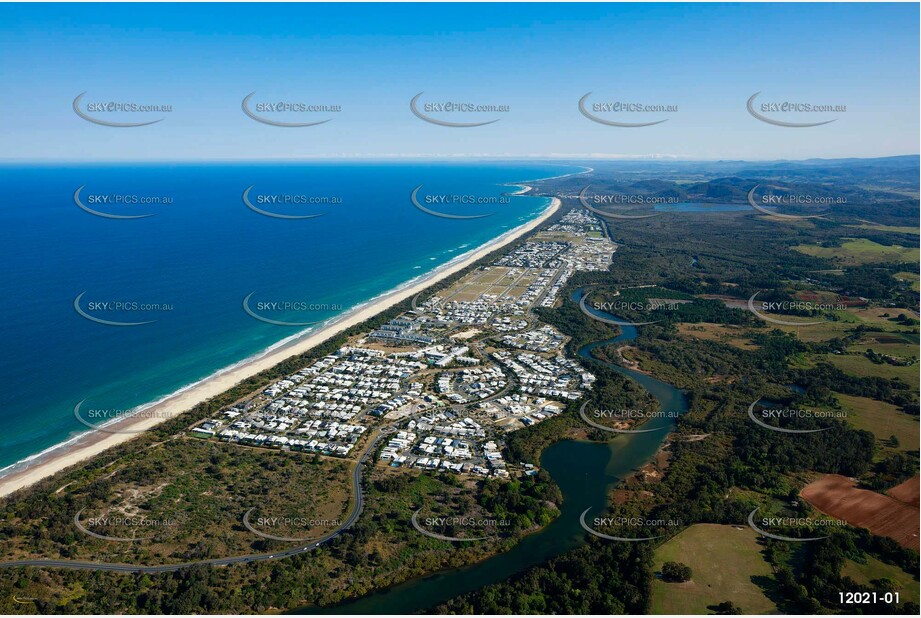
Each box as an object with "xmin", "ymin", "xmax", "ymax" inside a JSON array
[
  {"xmin": 661, "ymin": 561, "xmax": 692, "ymax": 582},
  {"xmin": 714, "ymin": 600, "xmax": 742, "ymax": 614}
]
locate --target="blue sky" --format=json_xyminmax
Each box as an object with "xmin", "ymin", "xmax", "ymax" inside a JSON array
[{"xmin": 0, "ymin": 2, "xmax": 917, "ymax": 161}]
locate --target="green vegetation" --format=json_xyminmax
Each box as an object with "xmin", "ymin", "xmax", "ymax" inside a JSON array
[
  {"xmin": 0, "ymin": 438, "xmax": 354, "ymax": 564},
  {"xmin": 427, "ymin": 165, "xmax": 918, "ymax": 615},
  {"xmin": 834, "ymin": 393, "xmax": 919, "ymax": 456},
  {"xmin": 650, "ymin": 525, "xmax": 777, "ymax": 615},
  {"xmin": 659, "ymin": 561, "xmax": 692, "ymax": 583},
  {"xmin": 2, "ymin": 162, "xmax": 917, "ymax": 614},
  {"xmin": 794, "ymin": 238, "xmax": 919, "ymax": 265},
  {"xmin": 843, "ymin": 555, "xmax": 920, "ymax": 605}
]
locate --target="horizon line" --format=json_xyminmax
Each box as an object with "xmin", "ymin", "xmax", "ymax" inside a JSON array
[{"xmin": 1, "ymin": 153, "xmax": 918, "ymax": 165}]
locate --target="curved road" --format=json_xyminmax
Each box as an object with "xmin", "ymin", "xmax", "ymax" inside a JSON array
[{"xmin": 0, "ymin": 430, "xmax": 389, "ymax": 574}]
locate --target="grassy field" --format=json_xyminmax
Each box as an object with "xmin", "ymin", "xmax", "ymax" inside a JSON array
[
  {"xmin": 823, "ymin": 352, "xmax": 919, "ymax": 388},
  {"xmin": 847, "ymin": 223, "xmax": 920, "ymax": 236},
  {"xmin": 835, "ymin": 393, "xmax": 919, "ymax": 456},
  {"xmin": 894, "ymin": 271, "xmax": 920, "ymax": 292},
  {"xmin": 768, "ymin": 306, "xmax": 910, "ymax": 343},
  {"xmin": 760, "ymin": 304, "xmax": 919, "ymax": 390},
  {"xmin": 677, "ymin": 323, "xmax": 759, "ymax": 350},
  {"xmin": 842, "ymin": 556, "xmax": 920, "ymax": 605},
  {"xmin": 793, "ymin": 238, "xmax": 919, "ymax": 265},
  {"xmin": 650, "ymin": 524, "xmax": 778, "ymax": 615}
]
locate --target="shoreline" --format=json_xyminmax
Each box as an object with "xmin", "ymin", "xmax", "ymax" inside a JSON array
[{"xmin": 0, "ymin": 195, "xmax": 562, "ymax": 499}]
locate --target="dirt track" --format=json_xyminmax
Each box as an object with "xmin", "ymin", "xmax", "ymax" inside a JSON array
[{"xmin": 801, "ymin": 474, "xmax": 919, "ymax": 550}]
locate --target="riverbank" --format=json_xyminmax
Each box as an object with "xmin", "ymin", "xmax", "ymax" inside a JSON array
[
  {"xmin": 0, "ymin": 196, "xmax": 561, "ymax": 499},
  {"xmin": 301, "ymin": 287, "xmax": 687, "ymax": 614}
]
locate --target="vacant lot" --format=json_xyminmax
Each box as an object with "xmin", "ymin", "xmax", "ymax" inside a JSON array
[
  {"xmin": 801, "ymin": 474, "xmax": 919, "ymax": 550},
  {"xmin": 677, "ymin": 323, "xmax": 758, "ymax": 350},
  {"xmin": 823, "ymin": 352, "xmax": 919, "ymax": 388},
  {"xmin": 650, "ymin": 524, "xmax": 778, "ymax": 615},
  {"xmin": 842, "ymin": 555, "xmax": 920, "ymax": 605},
  {"xmin": 835, "ymin": 393, "xmax": 919, "ymax": 455},
  {"xmin": 769, "ymin": 305, "xmax": 916, "ymax": 341},
  {"xmin": 794, "ymin": 238, "xmax": 919, "ymax": 266}
]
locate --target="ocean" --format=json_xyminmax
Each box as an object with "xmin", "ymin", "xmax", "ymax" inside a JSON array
[{"xmin": 0, "ymin": 161, "xmax": 579, "ymax": 474}]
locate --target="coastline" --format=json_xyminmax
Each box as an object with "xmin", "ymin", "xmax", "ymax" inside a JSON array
[{"xmin": 0, "ymin": 196, "xmax": 562, "ymax": 499}]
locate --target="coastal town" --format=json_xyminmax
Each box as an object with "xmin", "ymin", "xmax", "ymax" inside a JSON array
[{"xmin": 191, "ymin": 208, "xmax": 616, "ymax": 479}]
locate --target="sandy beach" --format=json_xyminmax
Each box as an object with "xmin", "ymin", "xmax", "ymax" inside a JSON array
[{"xmin": 0, "ymin": 196, "xmax": 561, "ymax": 499}]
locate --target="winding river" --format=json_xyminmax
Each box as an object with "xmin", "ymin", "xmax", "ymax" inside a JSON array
[{"xmin": 300, "ymin": 288, "xmax": 687, "ymax": 614}]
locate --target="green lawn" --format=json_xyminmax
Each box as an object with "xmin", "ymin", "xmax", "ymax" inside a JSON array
[
  {"xmin": 842, "ymin": 556, "xmax": 920, "ymax": 605},
  {"xmin": 650, "ymin": 524, "xmax": 778, "ymax": 615}
]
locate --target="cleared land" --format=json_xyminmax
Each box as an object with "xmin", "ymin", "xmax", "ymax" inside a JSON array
[
  {"xmin": 650, "ymin": 524, "xmax": 778, "ymax": 615},
  {"xmin": 887, "ymin": 476, "xmax": 920, "ymax": 507},
  {"xmin": 760, "ymin": 304, "xmax": 919, "ymax": 388},
  {"xmin": 842, "ymin": 556, "xmax": 920, "ymax": 605},
  {"xmin": 847, "ymin": 223, "xmax": 920, "ymax": 235},
  {"xmin": 800, "ymin": 474, "xmax": 920, "ymax": 551},
  {"xmin": 677, "ymin": 323, "xmax": 759, "ymax": 350},
  {"xmin": 440, "ymin": 266, "xmax": 535, "ymax": 303},
  {"xmin": 894, "ymin": 271, "xmax": 920, "ymax": 292},
  {"xmin": 835, "ymin": 393, "xmax": 919, "ymax": 455},
  {"xmin": 823, "ymin": 353, "xmax": 919, "ymax": 388},
  {"xmin": 769, "ymin": 306, "xmax": 916, "ymax": 342},
  {"xmin": 793, "ymin": 238, "xmax": 919, "ymax": 266}
]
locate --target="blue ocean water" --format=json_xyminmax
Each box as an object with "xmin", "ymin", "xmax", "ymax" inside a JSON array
[{"xmin": 0, "ymin": 162, "xmax": 578, "ymax": 473}]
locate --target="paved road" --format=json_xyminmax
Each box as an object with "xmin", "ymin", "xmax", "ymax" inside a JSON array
[{"xmin": 0, "ymin": 431, "xmax": 389, "ymax": 574}]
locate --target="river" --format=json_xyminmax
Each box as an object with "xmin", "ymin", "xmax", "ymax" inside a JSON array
[{"xmin": 298, "ymin": 287, "xmax": 687, "ymax": 614}]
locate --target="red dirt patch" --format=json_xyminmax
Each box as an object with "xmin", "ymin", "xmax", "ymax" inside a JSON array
[
  {"xmin": 801, "ymin": 474, "xmax": 919, "ymax": 550},
  {"xmin": 887, "ymin": 475, "xmax": 920, "ymax": 507}
]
